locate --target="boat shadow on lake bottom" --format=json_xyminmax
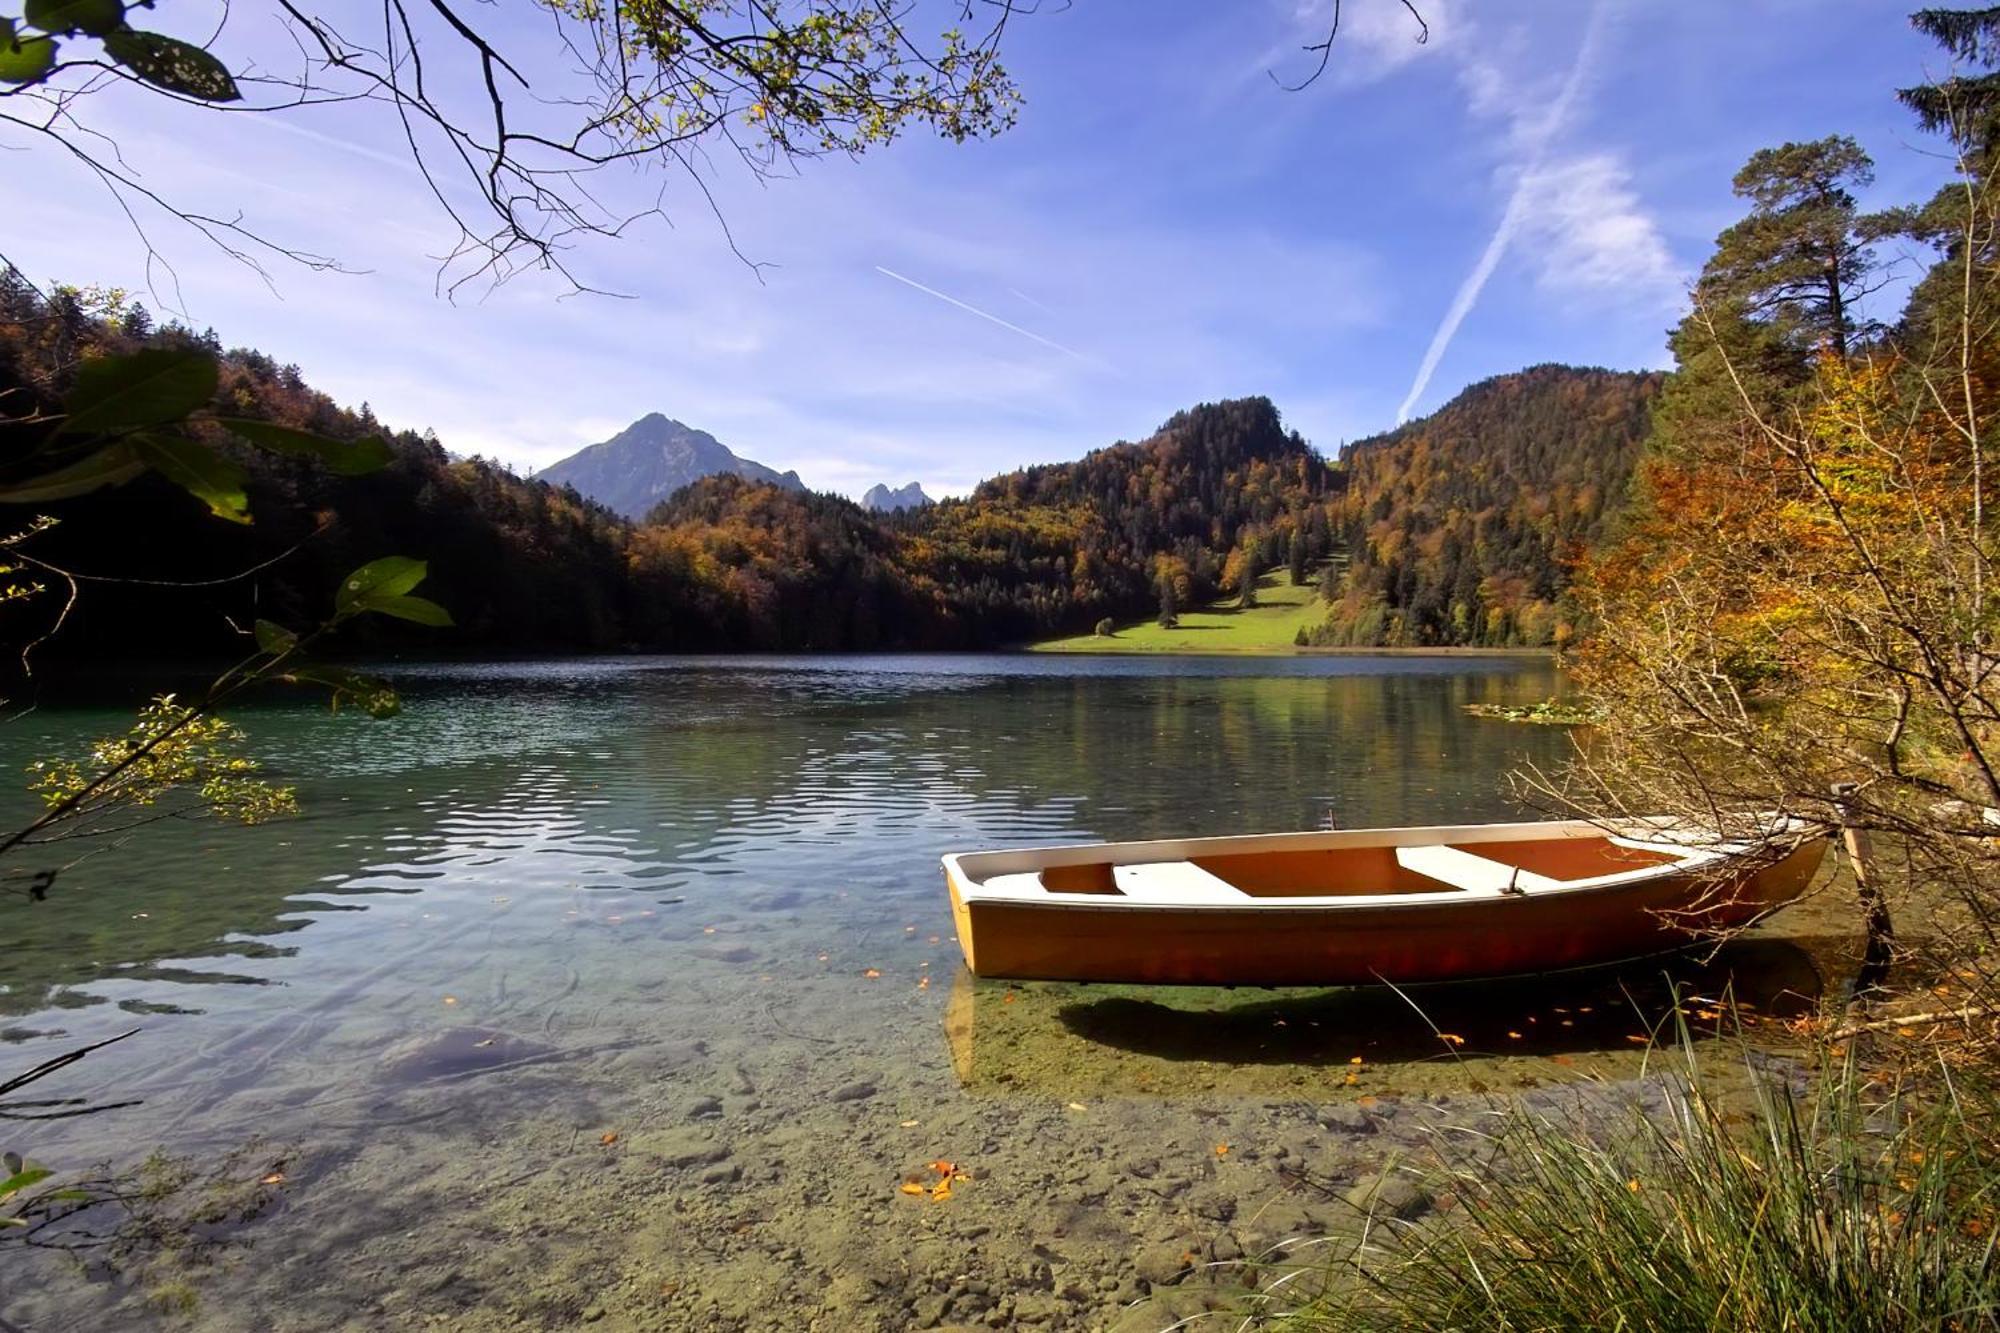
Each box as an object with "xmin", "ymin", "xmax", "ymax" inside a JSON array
[{"xmin": 944, "ymin": 935, "xmax": 1845, "ymax": 1099}]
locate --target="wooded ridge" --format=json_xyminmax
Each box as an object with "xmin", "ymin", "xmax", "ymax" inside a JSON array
[{"xmin": 0, "ymin": 277, "xmax": 1654, "ymax": 666}]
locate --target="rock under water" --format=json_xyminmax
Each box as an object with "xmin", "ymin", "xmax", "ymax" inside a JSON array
[{"xmin": 374, "ymin": 1027, "xmax": 559, "ymax": 1084}]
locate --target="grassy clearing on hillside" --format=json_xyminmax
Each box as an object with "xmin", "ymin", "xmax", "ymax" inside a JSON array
[{"xmin": 1032, "ymin": 568, "xmax": 1328, "ymax": 654}]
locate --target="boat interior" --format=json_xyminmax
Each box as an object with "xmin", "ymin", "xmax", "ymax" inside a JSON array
[{"xmin": 951, "ymin": 824, "xmax": 1751, "ymax": 909}]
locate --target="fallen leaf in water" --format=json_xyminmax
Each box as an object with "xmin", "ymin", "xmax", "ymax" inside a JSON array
[
  {"xmin": 863, "ymin": 969, "xmax": 881, "ymax": 979},
  {"xmin": 905, "ymin": 925, "xmax": 917, "ymax": 933},
  {"xmin": 817, "ymin": 953, "xmax": 829, "ymax": 962},
  {"xmin": 442, "ymin": 996, "xmax": 458, "ymax": 1006},
  {"xmin": 1067, "ymin": 1102, "xmax": 1086, "ymax": 1111},
  {"xmin": 930, "ymin": 1179, "xmax": 953, "ymax": 1202},
  {"xmin": 899, "ymin": 1182, "xmax": 925, "ymax": 1196},
  {"xmin": 917, "ymin": 976, "xmax": 931, "ymax": 990},
  {"xmin": 1625, "ymin": 1035, "xmax": 1649, "ymax": 1045},
  {"xmin": 1439, "ymin": 1033, "xmax": 1465, "ymax": 1047},
  {"xmin": 260, "ymin": 1172, "xmax": 286, "ymax": 1186},
  {"xmin": 473, "ymin": 1037, "xmax": 497, "ymax": 1049},
  {"xmin": 1507, "ymin": 1031, "xmax": 1523, "ymax": 1040},
  {"xmin": 1214, "ymin": 1144, "xmax": 1229, "ymax": 1157},
  {"xmin": 899, "ymin": 1120, "xmax": 919, "ymax": 1128},
  {"xmin": 601, "ymin": 1132, "xmax": 619, "ymax": 1146},
  {"xmin": 1349, "ymin": 1055, "xmax": 1364, "ymax": 1065},
  {"xmin": 1343, "ymin": 1073, "xmax": 1358, "ymax": 1086},
  {"xmin": 703, "ymin": 927, "xmax": 716, "ymax": 935}
]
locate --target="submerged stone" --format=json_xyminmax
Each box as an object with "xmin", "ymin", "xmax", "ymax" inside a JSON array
[{"xmin": 374, "ymin": 1027, "xmax": 557, "ymax": 1084}]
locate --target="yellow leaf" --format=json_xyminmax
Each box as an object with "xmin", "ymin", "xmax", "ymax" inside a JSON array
[
  {"xmin": 1214, "ymin": 1143, "xmax": 1229, "ymax": 1157},
  {"xmin": 899, "ymin": 1182, "xmax": 925, "ymax": 1196}
]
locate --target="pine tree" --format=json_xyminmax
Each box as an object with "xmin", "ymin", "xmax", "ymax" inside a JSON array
[
  {"xmin": 1657, "ymin": 136, "xmax": 1887, "ymax": 456},
  {"xmin": 1287, "ymin": 528, "xmax": 1307, "ymax": 585},
  {"xmin": 1891, "ymin": 8, "xmax": 2000, "ymax": 346},
  {"xmin": 1900, "ymin": 7, "xmax": 2000, "ymax": 164}
]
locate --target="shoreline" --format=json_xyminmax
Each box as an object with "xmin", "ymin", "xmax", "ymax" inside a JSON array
[{"xmin": 1027, "ymin": 644, "xmax": 1556, "ymax": 659}]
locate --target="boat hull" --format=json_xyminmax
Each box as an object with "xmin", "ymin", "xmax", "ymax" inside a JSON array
[{"xmin": 944, "ymin": 836, "xmax": 1826, "ymax": 986}]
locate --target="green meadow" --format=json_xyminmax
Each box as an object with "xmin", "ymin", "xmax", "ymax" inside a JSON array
[{"xmin": 1033, "ymin": 567, "xmax": 1328, "ymax": 654}]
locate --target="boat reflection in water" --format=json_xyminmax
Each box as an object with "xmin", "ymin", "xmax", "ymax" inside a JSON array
[{"xmin": 942, "ymin": 935, "xmax": 1831, "ymax": 1100}]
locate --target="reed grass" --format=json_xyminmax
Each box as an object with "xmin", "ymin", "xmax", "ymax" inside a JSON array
[{"xmin": 1269, "ymin": 1042, "xmax": 1999, "ymax": 1331}]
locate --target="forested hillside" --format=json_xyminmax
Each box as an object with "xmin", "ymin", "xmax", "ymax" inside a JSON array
[
  {"xmin": 1, "ymin": 276, "xmax": 1651, "ymax": 663},
  {"xmin": 0, "ymin": 280, "xmax": 1345, "ymax": 661},
  {"xmin": 1310, "ymin": 365, "xmax": 1662, "ymax": 648}
]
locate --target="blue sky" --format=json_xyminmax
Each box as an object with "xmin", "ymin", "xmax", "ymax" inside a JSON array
[{"xmin": 4, "ymin": 0, "xmax": 1957, "ymax": 497}]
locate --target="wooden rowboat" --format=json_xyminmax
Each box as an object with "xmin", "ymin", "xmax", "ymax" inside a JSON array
[{"xmin": 941, "ymin": 817, "xmax": 1827, "ymax": 986}]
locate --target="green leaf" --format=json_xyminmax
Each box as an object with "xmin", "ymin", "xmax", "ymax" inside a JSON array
[
  {"xmin": 253, "ymin": 619, "xmax": 299, "ymax": 655},
  {"xmin": 0, "ymin": 28, "xmax": 58, "ymax": 85},
  {"xmin": 60, "ymin": 348, "xmax": 217, "ymax": 436},
  {"xmin": 282, "ymin": 665, "xmax": 401, "ymax": 719},
  {"xmin": 333, "ymin": 557, "xmax": 426, "ymax": 617},
  {"xmin": 0, "ymin": 442, "xmax": 145, "ymax": 504},
  {"xmin": 129, "ymin": 434, "xmax": 251, "ymax": 524},
  {"xmin": 367, "ymin": 594, "xmax": 452, "ymax": 627},
  {"xmin": 23, "ymin": 0, "xmax": 122, "ymax": 36},
  {"xmin": 0, "ymin": 1167, "xmax": 52, "ymax": 1198},
  {"xmin": 101, "ymin": 29, "xmax": 239, "ymax": 101},
  {"xmin": 215, "ymin": 419, "xmax": 393, "ymax": 476}
]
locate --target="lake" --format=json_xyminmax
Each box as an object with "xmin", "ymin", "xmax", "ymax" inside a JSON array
[{"xmin": 0, "ymin": 655, "xmax": 1850, "ymax": 1331}]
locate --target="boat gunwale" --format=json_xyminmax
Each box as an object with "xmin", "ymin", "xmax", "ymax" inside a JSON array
[{"xmin": 942, "ymin": 817, "xmax": 1824, "ymax": 915}]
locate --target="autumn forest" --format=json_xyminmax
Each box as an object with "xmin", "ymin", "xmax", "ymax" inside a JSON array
[{"xmin": 0, "ymin": 276, "xmax": 1664, "ymax": 669}]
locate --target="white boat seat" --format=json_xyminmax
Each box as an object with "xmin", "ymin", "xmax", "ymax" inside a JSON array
[
  {"xmin": 1111, "ymin": 860, "xmax": 1250, "ymax": 904},
  {"xmin": 1396, "ymin": 844, "xmax": 1559, "ymax": 895}
]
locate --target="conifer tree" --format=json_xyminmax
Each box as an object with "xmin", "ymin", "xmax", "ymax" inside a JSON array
[{"xmin": 1656, "ymin": 136, "xmax": 1887, "ymax": 455}]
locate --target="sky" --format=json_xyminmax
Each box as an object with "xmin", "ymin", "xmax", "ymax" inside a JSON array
[{"xmin": 3, "ymin": 0, "xmax": 1962, "ymax": 498}]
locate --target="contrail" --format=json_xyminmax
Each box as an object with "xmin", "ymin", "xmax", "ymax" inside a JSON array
[
  {"xmin": 1395, "ymin": 6, "xmax": 1607, "ymax": 424},
  {"xmin": 875, "ymin": 266, "xmax": 1088, "ymax": 362}
]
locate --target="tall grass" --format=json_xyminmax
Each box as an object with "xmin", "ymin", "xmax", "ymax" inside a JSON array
[{"xmin": 1277, "ymin": 1046, "xmax": 1999, "ymax": 1331}]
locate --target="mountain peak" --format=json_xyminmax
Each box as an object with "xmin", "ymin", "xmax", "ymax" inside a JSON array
[
  {"xmin": 537, "ymin": 413, "xmax": 803, "ymax": 520},
  {"xmin": 861, "ymin": 481, "xmax": 933, "ymax": 512}
]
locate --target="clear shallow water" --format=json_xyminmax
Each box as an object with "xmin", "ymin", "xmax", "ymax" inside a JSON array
[{"xmin": 0, "ymin": 655, "xmax": 1853, "ymax": 1331}]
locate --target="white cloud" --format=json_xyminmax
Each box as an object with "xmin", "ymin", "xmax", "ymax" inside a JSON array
[
  {"xmin": 1515, "ymin": 154, "xmax": 1683, "ymax": 308},
  {"xmin": 1395, "ymin": 3, "xmax": 1683, "ymax": 420}
]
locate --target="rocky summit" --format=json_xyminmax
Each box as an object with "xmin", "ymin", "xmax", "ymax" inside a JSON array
[{"xmin": 538, "ymin": 413, "xmax": 803, "ymax": 520}]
